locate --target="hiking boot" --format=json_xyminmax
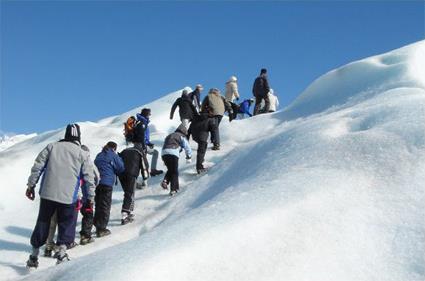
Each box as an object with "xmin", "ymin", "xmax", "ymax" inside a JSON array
[
  {"xmin": 169, "ymin": 189, "xmax": 179, "ymax": 196},
  {"xmin": 44, "ymin": 248, "xmax": 53, "ymax": 257},
  {"xmin": 121, "ymin": 215, "xmax": 134, "ymax": 225},
  {"xmin": 26, "ymin": 255, "xmax": 39, "ymax": 269},
  {"xmin": 66, "ymin": 241, "xmax": 78, "ymax": 250},
  {"xmin": 96, "ymin": 229, "xmax": 111, "ymax": 238},
  {"xmin": 197, "ymin": 167, "xmax": 208, "ymax": 174},
  {"xmin": 56, "ymin": 253, "xmax": 70, "ymax": 265},
  {"xmin": 161, "ymin": 180, "xmax": 169, "ymax": 190},
  {"xmin": 212, "ymin": 144, "xmax": 220, "ymax": 151},
  {"xmin": 150, "ymin": 169, "xmax": 164, "ymax": 177},
  {"xmin": 80, "ymin": 235, "xmax": 95, "ymax": 245}
]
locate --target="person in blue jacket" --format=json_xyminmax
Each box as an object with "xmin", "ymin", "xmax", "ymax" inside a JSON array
[
  {"xmin": 136, "ymin": 108, "xmax": 163, "ymax": 183},
  {"xmin": 238, "ymin": 98, "xmax": 254, "ymax": 119},
  {"xmin": 93, "ymin": 141, "xmax": 125, "ymax": 237}
]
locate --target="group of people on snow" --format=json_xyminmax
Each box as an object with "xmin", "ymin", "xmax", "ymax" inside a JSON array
[{"xmin": 24, "ymin": 68, "xmax": 279, "ymax": 268}]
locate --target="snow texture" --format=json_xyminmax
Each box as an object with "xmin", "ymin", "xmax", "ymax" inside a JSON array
[{"xmin": 0, "ymin": 41, "xmax": 424, "ymax": 281}]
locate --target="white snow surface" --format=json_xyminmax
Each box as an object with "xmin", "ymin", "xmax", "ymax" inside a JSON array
[{"xmin": 0, "ymin": 41, "xmax": 424, "ymax": 281}]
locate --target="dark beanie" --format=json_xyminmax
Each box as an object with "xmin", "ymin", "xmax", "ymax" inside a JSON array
[
  {"xmin": 141, "ymin": 108, "xmax": 151, "ymax": 117},
  {"xmin": 260, "ymin": 68, "xmax": 267, "ymax": 74},
  {"xmin": 64, "ymin": 123, "xmax": 81, "ymax": 143}
]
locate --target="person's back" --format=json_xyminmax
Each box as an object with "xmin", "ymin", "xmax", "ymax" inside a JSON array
[
  {"xmin": 189, "ymin": 84, "xmax": 203, "ymax": 111},
  {"xmin": 189, "ymin": 113, "xmax": 213, "ymax": 143},
  {"xmin": 119, "ymin": 146, "xmax": 146, "ymax": 178},
  {"xmin": 28, "ymin": 130, "xmax": 95, "ymax": 205},
  {"xmin": 225, "ymin": 76, "xmax": 240, "ymax": 103},
  {"xmin": 94, "ymin": 146, "xmax": 125, "ymax": 187},
  {"xmin": 202, "ymin": 89, "xmax": 226, "ymax": 116},
  {"xmin": 170, "ymin": 90, "xmax": 197, "ymax": 125},
  {"xmin": 268, "ymin": 90, "xmax": 279, "ymax": 112}
]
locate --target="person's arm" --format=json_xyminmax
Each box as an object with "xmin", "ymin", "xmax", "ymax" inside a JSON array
[
  {"xmin": 263, "ymin": 77, "xmax": 270, "ymax": 94},
  {"xmin": 170, "ymin": 99, "xmax": 178, "ymax": 119},
  {"xmin": 114, "ymin": 153, "xmax": 125, "ymax": 175},
  {"xmin": 180, "ymin": 136, "xmax": 192, "ymax": 159},
  {"xmin": 27, "ymin": 144, "xmax": 52, "ymax": 188},
  {"xmin": 222, "ymin": 97, "xmax": 233, "ymax": 115},
  {"xmin": 145, "ymin": 126, "xmax": 153, "ymax": 146},
  {"xmin": 201, "ymin": 96, "xmax": 209, "ymax": 113}
]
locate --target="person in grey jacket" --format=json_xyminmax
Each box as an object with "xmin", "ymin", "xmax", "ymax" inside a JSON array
[
  {"xmin": 25, "ymin": 123, "xmax": 96, "ymax": 268},
  {"xmin": 161, "ymin": 124, "xmax": 192, "ymax": 196}
]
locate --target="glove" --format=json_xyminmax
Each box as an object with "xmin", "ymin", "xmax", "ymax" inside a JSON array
[
  {"xmin": 75, "ymin": 199, "xmax": 83, "ymax": 211},
  {"xmin": 26, "ymin": 185, "xmax": 35, "ymax": 201},
  {"xmin": 186, "ymin": 156, "xmax": 192, "ymax": 164},
  {"xmin": 82, "ymin": 200, "xmax": 94, "ymax": 214}
]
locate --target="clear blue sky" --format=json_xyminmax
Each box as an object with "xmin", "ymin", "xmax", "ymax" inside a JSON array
[{"xmin": 1, "ymin": 1, "xmax": 424, "ymax": 135}]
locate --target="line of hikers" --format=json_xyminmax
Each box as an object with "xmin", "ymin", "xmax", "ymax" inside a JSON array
[{"xmin": 24, "ymin": 68, "xmax": 279, "ymax": 268}]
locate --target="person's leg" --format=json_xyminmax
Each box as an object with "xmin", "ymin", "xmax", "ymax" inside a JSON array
[
  {"xmin": 196, "ymin": 141, "xmax": 208, "ymax": 171},
  {"xmin": 94, "ymin": 184, "xmax": 113, "ymax": 231},
  {"xmin": 30, "ymin": 199, "xmax": 57, "ymax": 254},
  {"xmin": 80, "ymin": 205, "xmax": 94, "ymax": 239},
  {"xmin": 67, "ymin": 207, "xmax": 79, "ymax": 248},
  {"xmin": 264, "ymin": 94, "xmax": 271, "ymax": 113},
  {"xmin": 168, "ymin": 156, "xmax": 180, "ymax": 192},
  {"xmin": 253, "ymin": 96, "xmax": 263, "ymax": 116},
  {"xmin": 56, "ymin": 202, "xmax": 76, "ymax": 248},
  {"xmin": 181, "ymin": 118, "xmax": 190, "ymax": 129},
  {"xmin": 210, "ymin": 116, "xmax": 221, "ymax": 147},
  {"xmin": 45, "ymin": 211, "xmax": 57, "ymax": 256},
  {"xmin": 121, "ymin": 174, "xmax": 136, "ymax": 215},
  {"xmin": 55, "ymin": 202, "xmax": 75, "ymax": 263}
]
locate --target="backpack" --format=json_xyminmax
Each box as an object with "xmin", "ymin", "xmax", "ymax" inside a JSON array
[{"xmin": 123, "ymin": 116, "xmax": 136, "ymax": 143}]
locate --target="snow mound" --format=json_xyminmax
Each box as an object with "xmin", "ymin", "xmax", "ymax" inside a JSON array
[{"xmin": 0, "ymin": 41, "xmax": 424, "ymax": 281}]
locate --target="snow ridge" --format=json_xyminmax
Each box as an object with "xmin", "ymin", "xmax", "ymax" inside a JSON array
[{"xmin": 0, "ymin": 41, "xmax": 424, "ymax": 281}]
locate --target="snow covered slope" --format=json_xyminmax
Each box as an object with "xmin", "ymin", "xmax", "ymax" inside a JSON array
[{"xmin": 0, "ymin": 41, "xmax": 424, "ymax": 281}]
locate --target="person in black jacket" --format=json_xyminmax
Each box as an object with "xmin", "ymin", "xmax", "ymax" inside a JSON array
[
  {"xmin": 170, "ymin": 90, "xmax": 198, "ymax": 128},
  {"xmin": 188, "ymin": 112, "xmax": 216, "ymax": 173},
  {"xmin": 118, "ymin": 146, "xmax": 149, "ymax": 225},
  {"xmin": 252, "ymin": 68, "xmax": 271, "ymax": 115}
]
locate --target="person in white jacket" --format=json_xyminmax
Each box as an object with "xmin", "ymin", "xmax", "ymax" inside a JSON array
[
  {"xmin": 267, "ymin": 89, "xmax": 279, "ymax": 112},
  {"xmin": 260, "ymin": 89, "xmax": 280, "ymax": 113},
  {"xmin": 224, "ymin": 76, "xmax": 240, "ymax": 103}
]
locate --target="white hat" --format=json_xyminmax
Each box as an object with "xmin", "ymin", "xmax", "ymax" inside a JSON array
[{"xmin": 229, "ymin": 76, "xmax": 237, "ymax": 82}]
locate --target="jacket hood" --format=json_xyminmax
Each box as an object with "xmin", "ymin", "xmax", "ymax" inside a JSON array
[{"xmin": 175, "ymin": 124, "xmax": 188, "ymax": 136}]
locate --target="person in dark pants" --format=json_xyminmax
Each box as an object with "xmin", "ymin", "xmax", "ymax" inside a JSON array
[
  {"xmin": 188, "ymin": 112, "xmax": 216, "ymax": 173},
  {"xmin": 161, "ymin": 124, "xmax": 192, "ymax": 195},
  {"xmin": 201, "ymin": 88, "xmax": 232, "ymax": 150},
  {"xmin": 25, "ymin": 123, "xmax": 96, "ymax": 267},
  {"xmin": 118, "ymin": 145, "xmax": 148, "ymax": 224},
  {"xmin": 252, "ymin": 68, "xmax": 271, "ymax": 115},
  {"xmin": 170, "ymin": 89, "xmax": 198, "ymax": 128},
  {"xmin": 93, "ymin": 141, "xmax": 125, "ymax": 237},
  {"xmin": 79, "ymin": 145, "xmax": 99, "ymax": 245}
]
